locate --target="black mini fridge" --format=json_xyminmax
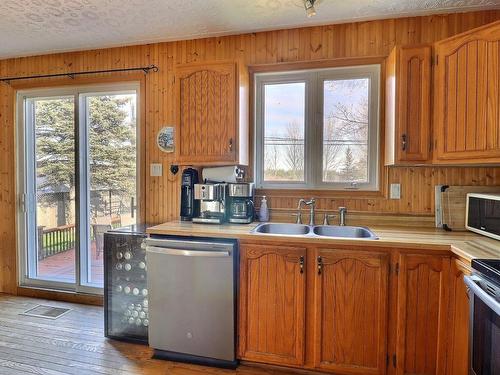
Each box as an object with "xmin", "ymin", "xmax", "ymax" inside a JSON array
[{"xmin": 104, "ymin": 224, "xmax": 149, "ymax": 344}]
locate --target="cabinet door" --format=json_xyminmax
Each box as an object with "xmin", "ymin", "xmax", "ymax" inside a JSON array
[
  {"xmin": 238, "ymin": 244, "xmax": 306, "ymax": 366},
  {"xmin": 446, "ymin": 259, "xmax": 471, "ymax": 375},
  {"xmin": 395, "ymin": 254, "xmax": 450, "ymax": 375},
  {"xmin": 385, "ymin": 45, "xmax": 431, "ymax": 165},
  {"xmin": 176, "ymin": 62, "xmax": 236, "ymax": 164},
  {"xmin": 312, "ymin": 249, "xmax": 389, "ymax": 375},
  {"xmin": 397, "ymin": 46, "xmax": 431, "ymax": 162},
  {"xmin": 434, "ymin": 21, "xmax": 500, "ymax": 163}
]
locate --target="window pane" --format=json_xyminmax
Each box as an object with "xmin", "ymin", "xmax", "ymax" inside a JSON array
[
  {"xmin": 323, "ymin": 78, "xmax": 369, "ymax": 184},
  {"xmin": 34, "ymin": 97, "xmax": 76, "ymax": 283},
  {"xmin": 87, "ymin": 93, "xmax": 138, "ymax": 287},
  {"xmin": 264, "ymin": 82, "xmax": 305, "ymax": 182}
]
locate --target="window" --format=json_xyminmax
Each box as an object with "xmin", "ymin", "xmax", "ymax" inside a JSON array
[{"xmin": 255, "ymin": 65, "xmax": 380, "ymax": 190}]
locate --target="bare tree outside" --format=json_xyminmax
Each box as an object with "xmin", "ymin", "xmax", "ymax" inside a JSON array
[
  {"xmin": 263, "ymin": 122, "xmax": 305, "ymax": 181},
  {"xmin": 261, "ymin": 76, "xmax": 372, "ymax": 185},
  {"xmin": 263, "ymin": 82, "xmax": 305, "ymax": 182},
  {"xmin": 323, "ymin": 116, "xmax": 343, "ymax": 180},
  {"xmin": 284, "ymin": 121, "xmax": 304, "ymax": 180},
  {"xmin": 322, "ymin": 78, "xmax": 369, "ymax": 183},
  {"xmin": 264, "ymin": 132, "xmax": 280, "ymax": 179}
]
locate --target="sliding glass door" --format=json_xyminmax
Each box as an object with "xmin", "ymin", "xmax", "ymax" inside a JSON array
[
  {"xmin": 27, "ymin": 95, "xmax": 77, "ymax": 284},
  {"xmin": 18, "ymin": 83, "xmax": 140, "ymax": 293}
]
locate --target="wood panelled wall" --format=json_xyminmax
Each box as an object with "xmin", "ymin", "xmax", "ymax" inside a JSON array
[
  {"xmin": 0, "ymin": 11, "xmax": 500, "ymax": 292},
  {"xmin": 261, "ymin": 166, "xmax": 500, "ymax": 216}
]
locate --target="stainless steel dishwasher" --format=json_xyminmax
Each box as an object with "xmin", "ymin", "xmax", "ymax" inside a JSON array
[{"xmin": 145, "ymin": 236, "xmax": 238, "ymax": 369}]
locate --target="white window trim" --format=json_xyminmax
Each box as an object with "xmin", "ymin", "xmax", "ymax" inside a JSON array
[
  {"xmin": 16, "ymin": 82, "xmax": 141, "ymax": 295},
  {"xmin": 254, "ymin": 64, "xmax": 380, "ymax": 191}
]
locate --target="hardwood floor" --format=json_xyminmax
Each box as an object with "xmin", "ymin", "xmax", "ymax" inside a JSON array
[{"xmin": 0, "ymin": 294, "xmax": 297, "ymax": 375}]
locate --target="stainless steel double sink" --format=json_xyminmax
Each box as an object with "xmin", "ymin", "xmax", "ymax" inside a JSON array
[{"xmin": 252, "ymin": 223, "xmax": 378, "ymax": 239}]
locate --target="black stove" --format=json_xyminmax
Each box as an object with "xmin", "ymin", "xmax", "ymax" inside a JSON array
[
  {"xmin": 472, "ymin": 259, "xmax": 500, "ymax": 284},
  {"xmin": 467, "ymin": 258, "xmax": 500, "ymax": 374}
]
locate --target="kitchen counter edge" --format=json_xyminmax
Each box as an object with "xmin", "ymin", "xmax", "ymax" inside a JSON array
[{"xmin": 146, "ymin": 221, "xmax": 500, "ymax": 264}]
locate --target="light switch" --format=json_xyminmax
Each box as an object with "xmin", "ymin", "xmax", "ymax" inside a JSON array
[
  {"xmin": 150, "ymin": 163, "xmax": 163, "ymax": 177},
  {"xmin": 390, "ymin": 183, "xmax": 401, "ymax": 199}
]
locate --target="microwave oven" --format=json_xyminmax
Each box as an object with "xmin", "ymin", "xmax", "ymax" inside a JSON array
[{"xmin": 466, "ymin": 193, "xmax": 500, "ymax": 240}]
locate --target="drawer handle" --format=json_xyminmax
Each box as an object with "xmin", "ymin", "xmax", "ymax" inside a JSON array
[
  {"xmin": 317, "ymin": 256, "xmax": 323, "ymax": 275},
  {"xmin": 299, "ymin": 256, "xmax": 304, "ymax": 274}
]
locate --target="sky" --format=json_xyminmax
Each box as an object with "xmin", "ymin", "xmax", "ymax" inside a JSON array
[
  {"xmin": 263, "ymin": 79, "xmax": 369, "ymax": 138},
  {"xmin": 262, "ymin": 78, "xmax": 370, "ymax": 179}
]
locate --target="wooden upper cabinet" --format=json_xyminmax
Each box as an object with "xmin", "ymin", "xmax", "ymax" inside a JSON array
[
  {"xmin": 312, "ymin": 249, "xmax": 389, "ymax": 375},
  {"xmin": 434, "ymin": 21, "xmax": 500, "ymax": 163},
  {"xmin": 446, "ymin": 259, "xmax": 471, "ymax": 375},
  {"xmin": 175, "ymin": 61, "xmax": 249, "ymax": 165},
  {"xmin": 385, "ymin": 45, "xmax": 432, "ymax": 165},
  {"xmin": 395, "ymin": 254, "xmax": 450, "ymax": 375},
  {"xmin": 238, "ymin": 243, "xmax": 306, "ymax": 366}
]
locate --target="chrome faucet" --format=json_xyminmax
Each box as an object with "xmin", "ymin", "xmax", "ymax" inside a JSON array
[
  {"xmin": 323, "ymin": 213, "xmax": 336, "ymax": 225},
  {"xmin": 296, "ymin": 198, "xmax": 316, "ymax": 226},
  {"xmin": 338, "ymin": 207, "xmax": 347, "ymax": 226}
]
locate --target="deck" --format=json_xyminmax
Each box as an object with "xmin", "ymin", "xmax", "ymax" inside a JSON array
[{"xmin": 37, "ymin": 241, "xmax": 104, "ymax": 285}]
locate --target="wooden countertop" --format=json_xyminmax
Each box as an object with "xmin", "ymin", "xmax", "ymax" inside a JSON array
[{"xmin": 147, "ymin": 221, "xmax": 500, "ymax": 263}]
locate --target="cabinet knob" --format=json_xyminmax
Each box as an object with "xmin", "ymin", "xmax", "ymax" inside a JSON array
[
  {"xmin": 401, "ymin": 134, "xmax": 407, "ymax": 151},
  {"xmin": 317, "ymin": 256, "xmax": 323, "ymax": 275},
  {"xmin": 229, "ymin": 138, "xmax": 233, "ymax": 151},
  {"xmin": 299, "ymin": 256, "xmax": 304, "ymax": 274}
]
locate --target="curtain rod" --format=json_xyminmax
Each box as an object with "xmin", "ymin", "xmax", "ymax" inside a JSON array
[{"xmin": 0, "ymin": 64, "xmax": 159, "ymax": 84}]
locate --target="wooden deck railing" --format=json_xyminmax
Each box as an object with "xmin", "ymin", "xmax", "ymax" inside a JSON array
[{"xmin": 37, "ymin": 224, "xmax": 76, "ymax": 260}]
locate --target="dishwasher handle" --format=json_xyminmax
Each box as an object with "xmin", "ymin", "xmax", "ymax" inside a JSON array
[{"xmin": 146, "ymin": 246, "xmax": 230, "ymax": 258}]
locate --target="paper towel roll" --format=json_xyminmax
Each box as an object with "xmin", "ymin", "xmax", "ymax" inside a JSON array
[{"xmin": 202, "ymin": 166, "xmax": 242, "ymax": 183}]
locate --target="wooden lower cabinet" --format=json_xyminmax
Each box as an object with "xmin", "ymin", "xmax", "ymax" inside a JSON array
[
  {"xmin": 238, "ymin": 243, "xmax": 459, "ymax": 375},
  {"xmin": 395, "ymin": 254, "xmax": 451, "ymax": 375},
  {"xmin": 446, "ymin": 259, "xmax": 471, "ymax": 375},
  {"xmin": 312, "ymin": 249, "xmax": 390, "ymax": 375},
  {"xmin": 238, "ymin": 243, "xmax": 306, "ymax": 366}
]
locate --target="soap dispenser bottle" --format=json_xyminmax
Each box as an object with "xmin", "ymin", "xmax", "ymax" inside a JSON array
[{"xmin": 259, "ymin": 196, "xmax": 269, "ymax": 222}]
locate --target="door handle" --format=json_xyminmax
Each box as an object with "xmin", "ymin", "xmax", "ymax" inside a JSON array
[
  {"xmin": 464, "ymin": 276, "xmax": 500, "ymax": 315},
  {"xmin": 401, "ymin": 134, "xmax": 407, "ymax": 151},
  {"xmin": 130, "ymin": 197, "xmax": 137, "ymax": 219},
  {"xmin": 228, "ymin": 138, "xmax": 233, "ymax": 152},
  {"xmin": 20, "ymin": 193, "xmax": 27, "ymax": 213},
  {"xmin": 146, "ymin": 246, "xmax": 230, "ymax": 257}
]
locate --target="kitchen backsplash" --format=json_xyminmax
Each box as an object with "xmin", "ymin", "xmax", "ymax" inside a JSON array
[{"xmin": 255, "ymin": 166, "xmax": 500, "ymax": 217}]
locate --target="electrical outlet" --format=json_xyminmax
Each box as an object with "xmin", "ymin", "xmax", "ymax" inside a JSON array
[
  {"xmin": 150, "ymin": 163, "xmax": 163, "ymax": 177},
  {"xmin": 390, "ymin": 183, "xmax": 401, "ymax": 199}
]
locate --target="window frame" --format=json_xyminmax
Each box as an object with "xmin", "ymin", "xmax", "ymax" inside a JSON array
[
  {"xmin": 254, "ymin": 64, "xmax": 380, "ymax": 191},
  {"xmin": 16, "ymin": 82, "xmax": 141, "ymax": 295}
]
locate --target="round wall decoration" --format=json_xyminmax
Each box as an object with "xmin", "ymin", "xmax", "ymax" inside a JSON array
[{"xmin": 157, "ymin": 126, "xmax": 175, "ymax": 153}]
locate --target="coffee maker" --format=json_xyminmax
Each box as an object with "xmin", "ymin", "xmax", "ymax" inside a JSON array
[
  {"xmin": 192, "ymin": 183, "xmax": 227, "ymax": 224},
  {"xmin": 227, "ymin": 183, "xmax": 255, "ymax": 224},
  {"xmin": 179, "ymin": 168, "xmax": 199, "ymax": 221}
]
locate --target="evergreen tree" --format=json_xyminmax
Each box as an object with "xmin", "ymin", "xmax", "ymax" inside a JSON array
[
  {"xmin": 341, "ymin": 146, "xmax": 355, "ymax": 182},
  {"xmin": 35, "ymin": 95, "xmax": 136, "ymax": 223},
  {"xmin": 87, "ymin": 96, "xmax": 136, "ymax": 199},
  {"xmin": 35, "ymin": 98, "xmax": 75, "ymax": 195}
]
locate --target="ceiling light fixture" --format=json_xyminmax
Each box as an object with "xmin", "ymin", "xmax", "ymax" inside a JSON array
[{"xmin": 304, "ymin": 0, "xmax": 317, "ymax": 18}]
